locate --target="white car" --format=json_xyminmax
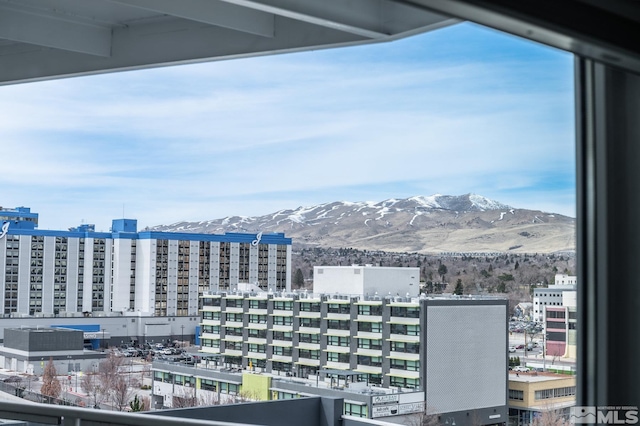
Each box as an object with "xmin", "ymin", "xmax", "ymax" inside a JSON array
[
  {"xmin": 508, "ymin": 346, "xmax": 516, "ymax": 353},
  {"xmin": 513, "ymin": 366, "xmax": 530, "ymax": 373}
]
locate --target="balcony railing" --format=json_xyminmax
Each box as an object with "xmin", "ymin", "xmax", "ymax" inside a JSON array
[{"xmin": 0, "ymin": 400, "xmax": 259, "ymax": 426}]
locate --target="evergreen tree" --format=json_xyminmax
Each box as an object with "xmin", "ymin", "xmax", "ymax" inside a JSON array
[
  {"xmin": 437, "ymin": 264, "xmax": 448, "ymax": 282},
  {"xmin": 453, "ymin": 279, "xmax": 464, "ymax": 295},
  {"xmin": 130, "ymin": 395, "xmax": 144, "ymax": 412},
  {"xmin": 293, "ymin": 268, "xmax": 304, "ymax": 287}
]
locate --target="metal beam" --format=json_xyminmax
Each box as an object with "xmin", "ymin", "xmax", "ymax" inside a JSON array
[
  {"xmin": 0, "ymin": 4, "xmax": 112, "ymax": 57},
  {"xmin": 576, "ymin": 57, "xmax": 640, "ymax": 406},
  {"xmin": 107, "ymin": 0, "xmax": 275, "ymax": 38},
  {"xmin": 409, "ymin": 0, "xmax": 640, "ymax": 76},
  {"xmin": 217, "ymin": 0, "xmax": 453, "ymax": 40},
  {"xmin": 0, "ymin": 16, "xmax": 367, "ymax": 85}
]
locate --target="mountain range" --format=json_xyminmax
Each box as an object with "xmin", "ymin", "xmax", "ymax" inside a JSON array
[{"xmin": 151, "ymin": 194, "xmax": 576, "ymax": 254}]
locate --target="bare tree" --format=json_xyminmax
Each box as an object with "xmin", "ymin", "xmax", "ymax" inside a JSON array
[
  {"xmin": 81, "ymin": 372, "xmax": 105, "ymax": 408},
  {"xmin": 404, "ymin": 405, "xmax": 439, "ymax": 426},
  {"xmin": 99, "ymin": 353, "xmax": 125, "ymax": 392},
  {"xmin": 40, "ymin": 358, "xmax": 62, "ymax": 402},
  {"xmin": 532, "ymin": 408, "xmax": 567, "ymax": 426},
  {"xmin": 111, "ymin": 375, "xmax": 136, "ymax": 411},
  {"xmin": 198, "ymin": 391, "xmax": 221, "ymax": 406},
  {"xmin": 172, "ymin": 387, "xmax": 199, "ymax": 408}
]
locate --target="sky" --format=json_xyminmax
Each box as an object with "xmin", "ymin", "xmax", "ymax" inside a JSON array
[{"xmin": 0, "ymin": 22, "xmax": 575, "ymax": 232}]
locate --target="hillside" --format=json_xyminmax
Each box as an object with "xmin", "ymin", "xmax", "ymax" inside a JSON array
[{"xmin": 152, "ymin": 194, "xmax": 575, "ymax": 254}]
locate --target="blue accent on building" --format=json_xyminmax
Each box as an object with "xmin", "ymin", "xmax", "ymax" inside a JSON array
[
  {"xmin": 69, "ymin": 224, "xmax": 96, "ymax": 232},
  {"xmin": 136, "ymin": 231, "xmax": 291, "ymax": 244},
  {"xmin": 2, "ymin": 207, "xmax": 292, "ymax": 245},
  {"xmin": 0, "ymin": 206, "xmax": 38, "ymax": 230},
  {"xmin": 194, "ymin": 326, "xmax": 201, "ymax": 346},
  {"xmin": 112, "ymin": 219, "xmax": 138, "ymax": 233},
  {"xmin": 51, "ymin": 324, "xmax": 101, "ymax": 332}
]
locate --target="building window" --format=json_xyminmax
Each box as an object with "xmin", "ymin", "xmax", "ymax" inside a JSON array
[
  {"xmin": 248, "ymin": 328, "xmax": 267, "ymax": 339},
  {"xmin": 272, "ymin": 346, "xmax": 293, "ymax": 356},
  {"xmin": 225, "ymin": 313, "xmax": 243, "ymax": 322},
  {"xmin": 390, "ymin": 306, "xmax": 420, "ymax": 318},
  {"xmin": 389, "ymin": 376, "xmax": 419, "ymax": 389},
  {"xmin": 202, "ymin": 311, "xmax": 221, "ymax": 321},
  {"xmin": 299, "ymin": 302, "xmax": 321, "ymax": 312},
  {"xmin": 249, "ymin": 299, "xmax": 268, "ymax": 309},
  {"xmin": 357, "ymin": 305, "xmax": 382, "ymax": 316},
  {"xmin": 327, "ymin": 336, "xmax": 350, "ymax": 347},
  {"xmin": 273, "ymin": 300, "xmax": 293, "ymax": 311},
  {"xmin": 357, "ymin": 355, "xmax": 382, "ymax": 367},
  {"xmin": 298, "ymin": 333, "xmax": 320, "ymax": 344},
  {"xmin": 225, "ymin": 327, "xmax": 243, "ymax": 337},
  {"xmin": 327, "ymin": 303, "xmax": 350, "ymax": 314},
  {"xmin": 273, "ymin": 315, "xmax": 293, "ymax": 326},
  {"xmin": 390, "ymin": 341, "xmax": 420, "ymax": 354},
  {"xmin": 326, "ymin": 352, "xmax": 350, "ymax": 363},
  {"xmin": 327, "ymin": 319, "xmax": 350, "ymax": 330},
  {"xmin": 248, "ymin": 314, "xmax": 267, "ymax": 324},
  {"xmin": 344, "ymin": 403, "xmax": 368, "ymax": 418},
  {"xmin": 390, "ymin": 359, "xmax": 419, "ymax": 371},
  {"xmin": 535, "ymin": 386, "xmax": 576, "ymax": 400},
  {"xmin": 220, "ymin": 382, "xmax": 239, "ymax": 395},
  {"xmin": 272, "ymin": 331, "xmax": 293, "ymax": 341},
  {"xmin": 202, "ymin": 325, "xmax": 220, "ymax": 334},
  {"xmin": 225, "ymin": 341, "xmax": 243, "ymax": 351},
  {"xmin": 201, "ymin": 379, "xmax": 217, "ymax": 392},
  {"xmin": 201, "ymin": 338, "xmax": 220, "ymax": 348},
  {"xmin": 357, "ymin": 338, "xmax": 382, "ymax": 350},
  {"xmin": 390, "ymin": 324, "xmax": 420, "ymax": 336},
  {"xmin": 299, "ymin": 317, "xmax": 321, "ymax": 328},
  {"xmin": 509, "ymin": 389, "xmax": 524, "ymax": 401},
  {"xmin": 226, "ymin": 298, "xmax": 243, "ymax": 308},
  {"xmin": 247, "ymin": 343, "xmax": 266, "ymax": 353},
  {"xmin": 272, "ymin": 361, "xmax": 292, "ymax": 373},
  {"xmin": 202, "ymin": 297, "xmax": 221, "ymax": 307},
  {"xmin": 298, "ymin": 349, "xmax": 320, "ymax": 360},
  {"xmin": 358, "ymin": 321, "xmax": 382, "ymax": 333}
]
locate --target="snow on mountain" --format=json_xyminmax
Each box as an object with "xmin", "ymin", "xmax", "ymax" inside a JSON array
[{"xmin": 151, "ymin": 194, "xmax": 574, "ymax": 253}]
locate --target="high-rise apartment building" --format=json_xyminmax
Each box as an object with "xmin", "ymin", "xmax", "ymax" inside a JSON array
[
  {"xmin": 0, "ymin": 207, "xmax": 291, "ymax": 317},
  {"xmin": 199, "ymin": 286, "xmax": 508, "ymax": 421}
]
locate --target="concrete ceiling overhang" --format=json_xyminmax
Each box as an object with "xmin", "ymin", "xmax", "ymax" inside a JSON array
[
  {"xmin": 0, "ymin": 0, "xmax": 459, "ymax": 85},
  {"xmin": 2, "ymin": 0, "xmax": 640, "ymax": 84}
]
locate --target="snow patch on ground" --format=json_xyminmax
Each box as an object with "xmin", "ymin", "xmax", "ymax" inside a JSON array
[
  {"xmin": 376, "ymin": 207, "xmax": 390, "ymax": 220},
  {"xmin": 408, "ymin": 195, "xmax": 442, "ymax": 209}
]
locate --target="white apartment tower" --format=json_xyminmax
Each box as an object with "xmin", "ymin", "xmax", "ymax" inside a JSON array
[{"xmin": 0, "ymin": 207, "xmax": 292, "ymax": 317}]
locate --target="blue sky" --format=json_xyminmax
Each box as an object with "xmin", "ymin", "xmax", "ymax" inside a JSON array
[{"xmin": 0, "ymin": 22, "xmax": 575, "ymax": 232}]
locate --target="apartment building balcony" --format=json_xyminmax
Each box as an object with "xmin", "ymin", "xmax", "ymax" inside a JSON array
[{"xmin": 297, "ymin": 311, "xmax": 321, "ymax": 318}]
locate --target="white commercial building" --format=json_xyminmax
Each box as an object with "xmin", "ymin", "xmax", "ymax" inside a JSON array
[
  {"xmin": 313, "ymin": 265, "xmax": 420, "ymax": 297},
  {"xmin": 532, "ymin": 274, "xmax": 577, "ymax": 322}
]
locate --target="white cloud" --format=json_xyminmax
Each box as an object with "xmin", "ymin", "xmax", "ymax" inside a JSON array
[{"xmin": 0, "ymin": 25, "xmax": 575, "ymax": 230}]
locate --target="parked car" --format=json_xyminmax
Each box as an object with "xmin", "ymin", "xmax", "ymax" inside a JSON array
[
  {"xmin": 513, "ymin": 366, "xmax": 530, "ymax": 373},
  {"xmin": 508, "ymin": 346, "xmax": 517, "ymax": 353},
  {"xmin": 515, "ymin": 344, "xmax": 525, "ymax": 349}
]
